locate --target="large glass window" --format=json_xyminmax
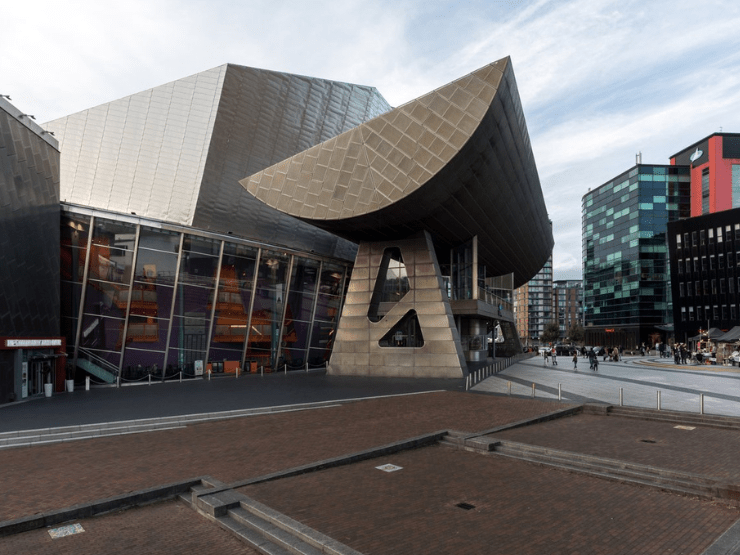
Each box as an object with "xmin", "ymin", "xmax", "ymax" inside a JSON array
[
  {"xmin": 208, "ymin": 243, "xmax": 259, "ymax": 369},
  {"xmin": 61, "ymin": 215, "xmax": 91, "ymax": 354},
  {"xmin": 281, "ymin": 257, "xmax": 321, "ymax": 369},
  {"xmin": 309, "ymin": 263, "xmax": 346, "ymax": 366},
  {"xmin": 248, "ymin": 250, "xmax": 290, "ymax": 369}
]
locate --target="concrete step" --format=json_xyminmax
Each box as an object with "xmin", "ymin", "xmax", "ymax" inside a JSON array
[
  {"xmin": 490, "ymin": 440, "xmax": 730, "ymax": 501},
  {"xmin": 0, "ymin": 421, "xmax": 186, "ymax": 448},
  {"xmin": 0, "ymin": 401, "xmax": 345, "ymax": 450},
  {"xmin": 607, "ymin": 406, "xmax": 740, "ymax": 430},
  {"xmin": 228, "ymin": 506, "xmax": 322, "ymax": 555},
  {"xmin": 190, "ymin": 486, "xmax": 362, "ymax": 555}
]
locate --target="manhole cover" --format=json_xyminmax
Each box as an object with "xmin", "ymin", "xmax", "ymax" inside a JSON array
[
  {"xmin": 639, "ymin": 439, "xmax": 657, "ymax": 444},
  {"xmin": 674, "ymin": 425, "xmax": 696, "ymax": 430},
  {"xmin": 456, "ymin": 502, "xmax": 476, "ymax": 510}
]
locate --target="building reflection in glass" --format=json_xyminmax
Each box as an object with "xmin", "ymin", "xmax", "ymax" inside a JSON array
[{"xmin": 61, "ymin": 207, "xmax": 349, "ymax": 383}]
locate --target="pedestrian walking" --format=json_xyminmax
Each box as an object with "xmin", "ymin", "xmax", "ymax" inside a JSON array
[
  {"xmin": 572, "ymin": 351, "xmax": 578, "ymax": 370},
  {"xmin": 551, "ymin": 347, "xmax": 558, "ymax": 366},
  {"xmin": 543, "ymin": 349, "xmax": 549, "ymax": 365}
]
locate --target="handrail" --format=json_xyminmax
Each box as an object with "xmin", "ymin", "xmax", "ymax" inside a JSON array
[{"xmin": 77, "ymin": 347, "xmax": 120, "ymax": 376}]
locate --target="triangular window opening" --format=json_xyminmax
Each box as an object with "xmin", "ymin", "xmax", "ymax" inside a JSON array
[
  {"xmin": 379, "ymin": 310, "xmax": 424, "ymax": 348},
  {"xmin": 367, "ymin": 247, "xmax": 410, "ymax": 323}
]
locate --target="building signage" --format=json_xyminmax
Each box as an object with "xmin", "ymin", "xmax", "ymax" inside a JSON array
[
  {"xmin": 5, "ymin": 338, "xmax": 62, "ymax": 348},
  {"xmin": 689, "ymin": 148, "xmax": 703, "ymax": 163}
]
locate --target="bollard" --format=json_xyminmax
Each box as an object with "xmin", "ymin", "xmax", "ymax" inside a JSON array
[
  {"xmin": 700, "ymin": 393, "xmax": 704, "ymax": 415},
  {"xmin": 306, "ymin": 362, "xmax": 309, "ymax": 373},
  {"xmin": 260, "ymin": 366, "xmax": 264, "ymax": 377},
  {"xmin": 207, "ymin": 369, "xmax": 211, "ymax": 381},
  {"xmin": 558, "ymin": 383, "xmax": 561, "ymax": 402},
  {"xmin": 179, "ymin": 371, "xmax": 182, "ymax": 383},
  {"xmin": 85, "ymin": 375, "xmax": 90, "ymax": 391},
  {"xmin": 531, "ymin": 383, "xmax": 536, "ymax": 398},
  {"xmin": 657, "ymin": 390, "xmax": 661, "ymax": 410},
  {"xmin": 148, "ymin": 373, "xmax": 152, "ymax": 385},
  {"xmin": 619, "ymin": 387, "xmax": 623, "ymax": 407},
  {"xmin": 507, "ymin": 381, "xmax": 511, "ymax": 395}
]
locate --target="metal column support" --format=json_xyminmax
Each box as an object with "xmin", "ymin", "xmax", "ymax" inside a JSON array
[
  {"xmin": 72, "ymin": 215, "xmax": 95, "ymax": 371},
  {"xmin": 163, "ymin": 234, "xmax": 185, "ymax": 375},
  {"xmin": 117, "ymin": 224, "xmax": 142, "ymax": 387},
  {"xmin": 240, "ymin": 248, "xmax": 262, "ymax": 372},
  {"xmin": 204, "ymin": 241, "xmax": 226, "ymax": 372}
]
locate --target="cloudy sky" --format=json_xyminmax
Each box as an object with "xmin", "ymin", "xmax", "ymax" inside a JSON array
[{"xmin": 4, "ymin": 0, "xmax": 740, "ymax": 279}]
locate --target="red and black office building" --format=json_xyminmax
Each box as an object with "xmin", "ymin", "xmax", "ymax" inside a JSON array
[{"xmin": 668, "ymin": 133, "xmax": 740, "ymax": 341}]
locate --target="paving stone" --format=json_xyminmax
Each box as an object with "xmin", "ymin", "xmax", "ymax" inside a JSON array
[{"xmin": 0, "ymin": 500, "xmax": 258, "ymax": 555}]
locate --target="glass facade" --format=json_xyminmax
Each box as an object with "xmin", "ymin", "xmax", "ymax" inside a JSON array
[
  {"xmin": 582, "ymin": 165, "xmax": 690, "ymax": 345},
  {"xmin": 61, "ymin": 206, "xmax": 350, "ymax": 384}
]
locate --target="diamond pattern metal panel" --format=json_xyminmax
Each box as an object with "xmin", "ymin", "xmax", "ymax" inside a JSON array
[
  {"xmin": 241, "ymin": 57, "xmax": 552, "ymax": 287},
  {"xmin": 193, "ymin": 65, "xmax": 392, "ymax": 259},
  {"xmin": 0, "ymin": 104, "xmax": 60, "ymax": 336},
  {"xmin": 329, "ymin": 232, "xmax": 465, "ymax": 378}
]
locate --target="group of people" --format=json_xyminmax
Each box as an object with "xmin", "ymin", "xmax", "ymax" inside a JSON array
[
  {"xmin": 543, "ymin": 346, "xmax": 605, "ymax": 371},
  {"xmin": 672, "ymin": 343, "xmax": 690, "ymax": 365},
  {"xmin": 541, "ymin": 342, "xmax": 718, "ymax": 368}
]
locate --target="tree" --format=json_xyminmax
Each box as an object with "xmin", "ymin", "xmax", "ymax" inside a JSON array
[
  {"xmin": 540, "ymin": 321, "xmax": 561, "ymax": 345},
  {"xmin": 567, "ymin": 323, "xmax": 585, "ymax": 345}
]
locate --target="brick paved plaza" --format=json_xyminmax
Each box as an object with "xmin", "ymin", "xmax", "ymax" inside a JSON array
[{"xmin": 1, "ymin": 372, "xmax": 739, "ymax": 554}]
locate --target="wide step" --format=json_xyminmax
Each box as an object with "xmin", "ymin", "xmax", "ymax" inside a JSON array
[
  {"xmin": 189, "ymin": 485, "xmax": 362, "ymax": 555},
  {"xmin": 489, "ymin": 440, "xmax": 733, "ymax": 502}
]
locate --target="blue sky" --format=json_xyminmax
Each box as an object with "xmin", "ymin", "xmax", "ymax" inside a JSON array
[{"xmin": 4, "ymin": 0, "xmax": 740, "ymax": 279}]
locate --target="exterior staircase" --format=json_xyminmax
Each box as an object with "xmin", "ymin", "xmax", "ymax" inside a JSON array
[{"xmin": 181, "ymin": 480, "xmax": 362, "ymax": 555}]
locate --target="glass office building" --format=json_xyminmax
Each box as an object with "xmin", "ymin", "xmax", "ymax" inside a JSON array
[
  {"xmin": 582, "ymin": 164, "xmax": 690, "ymax": 348},
  {"xmin": 62, "ymin": 204, "xmax": 350, "ymax": 384}
]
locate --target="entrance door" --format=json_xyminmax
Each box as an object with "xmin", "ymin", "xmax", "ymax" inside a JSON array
[{"xmin": 30, "ymin": 361, "xmax": 45, "ymax": 396}]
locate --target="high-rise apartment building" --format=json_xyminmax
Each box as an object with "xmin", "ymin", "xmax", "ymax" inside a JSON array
[
  {"xmin": 582, "ymin": 164, "xmax": 691, "ymax": 349},
  {"xmin": 553, "ymin": 279, "xmax": 583, "ymax": 339},
  {"xmin": 514, "ymin": 255, "xmax": 553, "ymax": 347}
]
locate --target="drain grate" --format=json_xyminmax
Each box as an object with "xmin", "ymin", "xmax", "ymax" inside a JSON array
[
  {"xmin": 640, "ymin": 439, "xmax": 657, "ymax": 443},
  {"xmin": 456, "ymin": 502, "xmax": 476, "ymax": 510}
]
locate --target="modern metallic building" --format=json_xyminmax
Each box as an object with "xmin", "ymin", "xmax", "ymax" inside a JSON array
[
  {"xmin": 0, "ymin": 97, "xmax": 64, "ymax": 403},
  {"xmin": 2, "ymin": 58, "xmax": 552, "ymax": 399},
  {"xmin": 582, "ymin": 163, "xmax": 691, "ymax": 348},
  {"xmin": 22, "ymin": 64, "xmax": 390, "ymax": 392},
  {"xmin": 242, "ymin": 58, "xmax": 553, "ymax": 377},
  {"xmin": 46, "ymin": 64, "xmax": 392, "ymax": 262}
]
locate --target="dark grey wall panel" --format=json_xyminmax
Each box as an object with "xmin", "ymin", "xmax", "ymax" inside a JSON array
[{"xmin": 0, "ymin": 103, "xmax": 60, "ymax": 337}]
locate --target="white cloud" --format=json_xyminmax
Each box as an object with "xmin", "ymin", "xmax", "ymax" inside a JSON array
[{"xmin": 4, "ymin": 0, "xmax": 740, "ymax": 280}]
